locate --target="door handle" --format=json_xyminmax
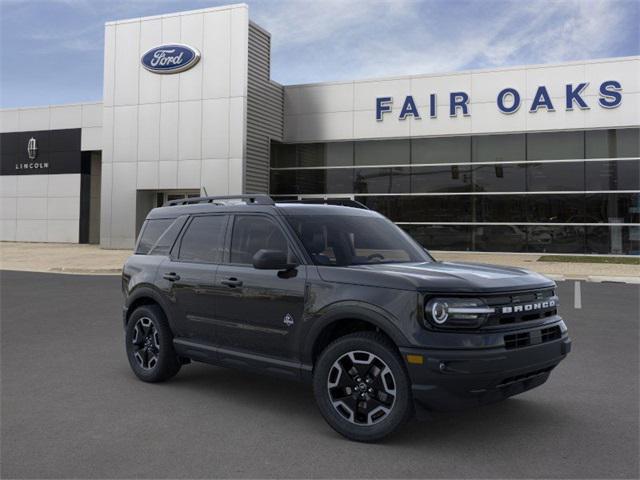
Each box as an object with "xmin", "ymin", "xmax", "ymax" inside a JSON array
[
  {"xmin": 163, "ymin": 272, "xmax": 181, "ymax": 281},
  {"xmin": 221, "ymin": 277, "xmax": 243, "ymax": 288}
]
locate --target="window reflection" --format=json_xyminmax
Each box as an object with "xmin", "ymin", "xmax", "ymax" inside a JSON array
[
  {"xmin": 411, "ymin": 165, "xmax": 473, "ymax": 193},
  {"xmin": 354, "ymin": 167, "xmax": 410, "ymax": 194}
]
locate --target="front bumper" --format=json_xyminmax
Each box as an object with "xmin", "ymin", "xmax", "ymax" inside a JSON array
[{"xmin": 400, "ymin": 328, "xmax": 571, "ymax": 411}]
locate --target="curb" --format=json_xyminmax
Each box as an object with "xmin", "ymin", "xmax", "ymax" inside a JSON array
[{"xmin": 545, "ymin": 274, "xmax": 640, "ymax": 285}]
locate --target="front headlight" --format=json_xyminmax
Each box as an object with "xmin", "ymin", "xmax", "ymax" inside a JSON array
[{"xmin": 424, "ymin": 298, "xmax": 494, "ymax": 328}]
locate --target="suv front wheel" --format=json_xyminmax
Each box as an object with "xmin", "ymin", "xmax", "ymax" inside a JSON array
[
  {"xmin": 125, "ymin": 304, "xmax": 181, "ymax": 382},
  {"xmin": 313, "ymin": 331, "xmax": 413, "ymax": 442}
]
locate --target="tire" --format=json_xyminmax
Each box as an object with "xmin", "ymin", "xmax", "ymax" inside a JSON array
[
  {"xmin": 125, "ymin": 304, "xmax": 181, "ymax": 383},
  {"xmin": 313, "ymin": 331, "xmax": 413, "ymax": 442}
]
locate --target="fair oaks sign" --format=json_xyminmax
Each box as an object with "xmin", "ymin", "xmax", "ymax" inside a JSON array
[
  {"xmin": 376, "ymin": 80, "xmax": 623, "ymax": 121},
  {"xmin": 141, "ymin": 44, "xmax": 201, "ymax": 74}
]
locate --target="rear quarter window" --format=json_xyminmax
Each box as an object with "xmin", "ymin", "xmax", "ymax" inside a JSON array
[{"xmin": 136, "ymin": 217, "xmax": 184, "ymax": 255}]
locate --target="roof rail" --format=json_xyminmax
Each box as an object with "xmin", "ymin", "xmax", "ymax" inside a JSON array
[
  {"xmin": 276, "ymin": 198, "xmax": 369, "ymax": 210},
  {"xmin": 164, "ymin": 194, "xmax": 275, "ymax": 207}
]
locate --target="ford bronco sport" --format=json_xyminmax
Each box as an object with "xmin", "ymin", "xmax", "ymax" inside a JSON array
[{"xmin": 122, "ymin": 195, "xmax": 571, "ymax": 442}]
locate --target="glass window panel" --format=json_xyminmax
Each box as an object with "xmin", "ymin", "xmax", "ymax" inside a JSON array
[
  {"xmin": 585, "ymin": 128, "xmax": 640, "ymax": 158},
  {"xmin": 585, "ymin": 192, "xmax": 640, "ymax": 224},
  {"xmin": 472, "ymin": 225, "xmax": 528, "ymax": 252},
  {"xmin": 411, "ymin": 165, "xmax": 473, "ymax": 193},
  {"xmin": 230, "ymin": 216, "xmax": 290, "ymax": 264},
  {"xmin": 295, "ymin": 170, "xmax": 328, "ymax": 195},
  {"xmin": 361, "ymin": 195, "xmax": 474, "ymax": 223},
  {"xmin": 586, "ymin": 226, "xmax": 640, "ymax": 255},
  {"xmin": 526, "ymin": 226, "xmax": 585, "ymax": 253},
  {"xmin": 179, "ymin": 215, "xmax": 227, "ymax": 263},
  {"xmin": 472, "ymin": 164, "xmax": 526, "ymax": 192},
  {"xmin": 412, "ymin": 136, "xmax": 470, "ymax": 164},
  {"xmin": 472, "ymin": 134, "xmax": 525, "ymax": 162},
  {"xmin": 354, "ymin": 167, "xmax": 410, "ymax": 194},
  {"xmin": 270, "ymin": 142, "xmax": 296, "ymax": 168},
  {"xmin": 355, "ymin": 139, "xmax": 410, "ymax": 166},
  {"xmin": 297, "ymin": 144, "xmax": 325, "ymax": 167},
  {"xmin": 527, "ymin": 161, "xmax": 585, "ymax": 191},
  {"xmin": 526, "ymin": 194, "xmax": 585, "ymax": 222},
  {"xmin": 527, "ymin": 131, "xmax": 584, "ymax": 160},
  {"xmin": 270, "ymin": 170, "xmax": 298, "ymax": 195},
  {"xmin": 475, "ymin": 195, "xmax": 528, "ymax": 223},
  {"xmin": 326, "ymin": 142, "xmax": 354, "ymax": 166},
  {"xmin": 585, "ymin": 160, "xmax": 640, "ymax": 191},
  {"xmin": 325, "ymin": 169, "xmax": 355, "ymax": 194},
  {"xmin": 401, "ymin": 225, "xmax": 472, "ymax": 251},
  {"xmin": 136, "ymin": 218, "xmax": 174, "ymax": 254}
]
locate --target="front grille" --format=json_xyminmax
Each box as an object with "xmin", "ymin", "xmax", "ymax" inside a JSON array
[
  {"xmin": 504, "ymin": 325, "xmax": 562, "ymax": 350},
  {"xmin": 484, "ymin": 289, "xmax": 558, "ymax": 327}
]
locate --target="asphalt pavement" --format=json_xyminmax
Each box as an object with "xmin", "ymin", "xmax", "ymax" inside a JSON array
[{"xmin": 1, "ymin": 270, "xmax": 638, "ymax": 479}]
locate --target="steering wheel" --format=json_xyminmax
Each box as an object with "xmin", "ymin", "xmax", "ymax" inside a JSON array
[{"xmin": 367, "ymin": 253, "xmax": 385, "ymax": 261}]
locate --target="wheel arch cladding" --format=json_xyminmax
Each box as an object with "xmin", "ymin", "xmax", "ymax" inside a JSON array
[
  {"xmin": 125, "ymin": 292, "xmax": 167, "ymax": 325},
  {"xmin": 307, "ymin": 307, "xmax": 408, "ymax": 366}
]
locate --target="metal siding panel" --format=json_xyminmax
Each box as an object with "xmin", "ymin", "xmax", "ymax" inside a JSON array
[{"xmin": 245, "ymin": 24, "xmax": 284, "ymax": 193}]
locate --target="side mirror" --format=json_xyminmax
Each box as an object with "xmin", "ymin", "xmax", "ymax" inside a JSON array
[{"xmin": 252, "ymin": 249, "xmax": 297, "ymax": 270}]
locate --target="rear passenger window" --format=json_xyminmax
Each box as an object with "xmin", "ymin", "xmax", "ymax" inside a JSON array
[
  {"xmin": 178, "ymin": 215, "xmax": 227, "ymax": 263},
  {"xmin": 230, "ymin": 216, "xmax": 290, "ymax": 264},
  {"xmin": 136, "ymin": 219, "xmax": 174, "ymax": 254}
]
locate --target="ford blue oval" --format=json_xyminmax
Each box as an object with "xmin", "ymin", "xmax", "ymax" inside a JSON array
[{"xmin": 141, "ymin": 44, "xmax": 201, "ymax": 74}]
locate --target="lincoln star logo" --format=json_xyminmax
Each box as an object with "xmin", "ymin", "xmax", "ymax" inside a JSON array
[
  {"xmin": 27, "ymin": 137, "xmax": 38, "ymax": 160},
  {"xmin": 141, "ymin": 44, "xmax": 200, "ymax": 74},
  {"xmin": 502, "ymin": 299, "xmax": 556, "ymax": 314}
]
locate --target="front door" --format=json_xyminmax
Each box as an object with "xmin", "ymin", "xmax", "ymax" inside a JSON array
[{"xmin": 212, "ymin": 214, "xmax": 307, "ymax": 360}]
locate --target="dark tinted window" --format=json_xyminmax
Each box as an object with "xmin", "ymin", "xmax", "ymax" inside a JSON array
[
  {"xmin": 178, "ymin": 215, "xmax": 227, "ymax": 263},
  {"xmin": 526, "ymin": 226, "xmax": 585, "ymax": 254},
  {"xmin": 148, "ymin": 216, "xmax": 187, "ymax": 255},
  {"xmin": 585, "ymin": 192, "xmax": 640, "ymax": 224},
  {"xmin": 472, "ymin": 164, "xmax": 526, "ymax": 192},
  {"xmin": 136, "ymin": 218, "xmax": 174, "ymax": 254},
  {"xmin": 527, "ymin": 131, "xmax": 584, "ymax": 160},
  {"xmin": 585, "ymin": 160, "xmax": 640, "ymax": 190},
  {"xmin": 475, "ymin": 195, "xmax": 528, "ymax": 223},
  {"xmin": 585, "ymin": 128, "xmax": 640, "ymax": 158},
  {"xmin": 412, "ymin": 136, "xmax": 470, "ymax": 164},
  {"xmin": 230, "ymin": 216, "xmax": 290, "ymax": 264},
  {"xmin": 586, "ymin": 226, "xmax": 640, "ymax": 255},
  {"xmin": 473, "ymin": 225, "xmax": 528, "ymax": 252},
  {"xmin": 402, "ymin": 224, "xmax": 472, "ymax": 251},
  {"xmin": 527, "ymin": 161, "xmax": 585, "ymax": 191},
  {"xmin": 472, "ymin": 134, "xmax": 525, "ymax": 162},
  {"xmin": 355, "ymin": 139, "xmax": 409, "ymax": 166},
  {"xmin": 527, "ymin": 194, "xmax": 585, "ymax": 223},
  {"xmin": 271, "ymin": 142, "xmax": 297, "ymax": 168},
  {"xmin": 411, "ymin": 165, "xmax": 473, "ymax": 193},
  {"xmin": 354, "ymin": 167, "xmax": 410, "ymax": 194}
]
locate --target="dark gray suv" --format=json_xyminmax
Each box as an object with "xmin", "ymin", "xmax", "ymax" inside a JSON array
[{"xmin": 122, "ymin": 195, "xmax": 571, "ymax": 442}]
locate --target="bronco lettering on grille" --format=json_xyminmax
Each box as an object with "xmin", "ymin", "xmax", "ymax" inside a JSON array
[{"xmin": 501, "ymin": 299, "xmax": 556, "ymax": 314}]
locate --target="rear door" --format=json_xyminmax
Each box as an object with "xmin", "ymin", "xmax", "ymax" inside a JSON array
[
  {"xmin": 158, "ymin": 214, "xmax": 228, "ymax": 342},
  {"xmin": 212, "ymin": 213, "xmax": 307, "ymax": 360}
]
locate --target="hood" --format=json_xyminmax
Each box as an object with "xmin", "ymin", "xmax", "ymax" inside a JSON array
[{"xmin": 316, "ymin": 261, "xmax": 555, "ymax": 293}]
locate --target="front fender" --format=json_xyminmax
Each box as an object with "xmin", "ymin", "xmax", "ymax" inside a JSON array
[{"xmin": 300, "ymin": 300, "xmax": 411, "ymax": 365}]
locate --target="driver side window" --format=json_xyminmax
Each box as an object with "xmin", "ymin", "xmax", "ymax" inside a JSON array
[{"xmin": 230, "ymin": 216, "xmax": 293, "ymax": 265}]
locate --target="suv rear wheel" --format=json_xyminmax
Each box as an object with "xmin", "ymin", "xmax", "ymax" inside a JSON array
[
  {"xmin": 313, "ymin": 331, "xmax": 413, "ymax": 442},
  {"xmin": 125, "ymin": 304, "xmax": 181, "ymax": 382}
]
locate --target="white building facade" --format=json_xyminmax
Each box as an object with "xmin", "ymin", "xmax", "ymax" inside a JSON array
[{"xmin": 1, "ymin": 3, "xmax": 638, "ymax": 254}]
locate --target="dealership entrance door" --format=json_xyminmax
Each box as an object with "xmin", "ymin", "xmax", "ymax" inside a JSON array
[{"xmin": 135, "ymin": 189, "xmax": 200, "ymax": 237}]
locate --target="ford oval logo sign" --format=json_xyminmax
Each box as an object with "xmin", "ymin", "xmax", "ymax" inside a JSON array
[{"xmin": 141, "ymin": 44, "xmax": 201, "ymax": 74}]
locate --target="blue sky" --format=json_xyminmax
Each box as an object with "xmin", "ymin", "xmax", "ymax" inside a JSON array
[{"xmin": 1, "ymin": 0, "xmax": 638, "ymax": 108}]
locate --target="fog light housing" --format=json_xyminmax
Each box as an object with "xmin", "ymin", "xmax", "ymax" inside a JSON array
[{"xmin": 425, "ymin": 298, "xmax": 494, "ymax": 328}]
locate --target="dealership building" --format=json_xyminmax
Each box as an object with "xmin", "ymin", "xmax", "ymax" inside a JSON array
[{"xmin": 1, "ymin": 3, "xmax": 638, "ymax": 254}]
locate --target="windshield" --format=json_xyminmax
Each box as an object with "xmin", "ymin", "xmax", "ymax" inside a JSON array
[{"xmin": 285, "ymin": 214, "xmax": 432, "ymax": 266}]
